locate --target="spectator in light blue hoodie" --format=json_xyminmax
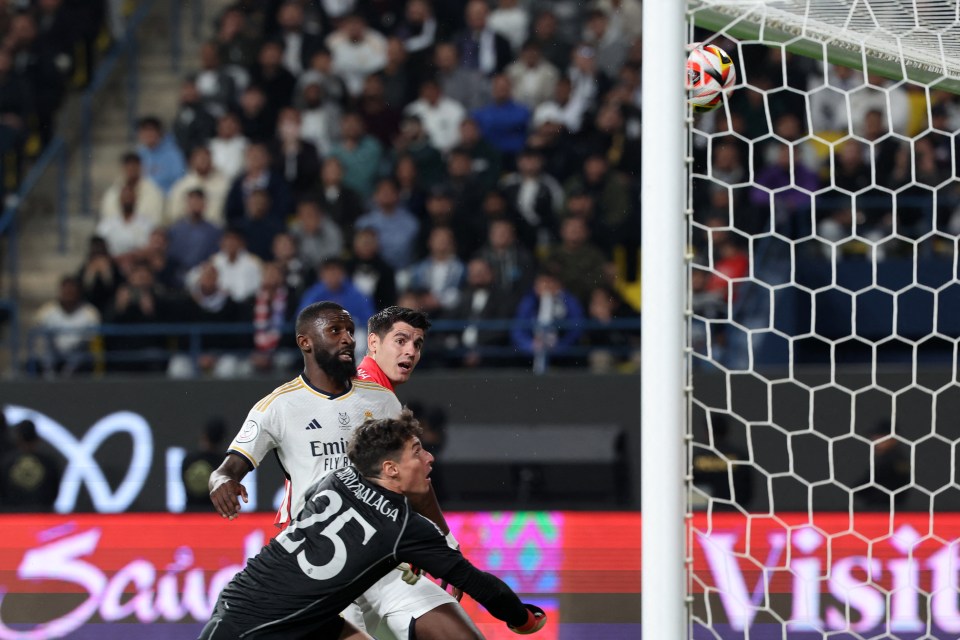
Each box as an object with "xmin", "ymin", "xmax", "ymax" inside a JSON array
[
  {"xmin": 297, "ymin": 257, "xmax": 376, "ymax": 341},
  {"xmin": 137, "ymin": 116, "xmax": 187, "ymax": 193},
  {"xmin": 355, "ymin": 177, "xmax": 420, "ymax": 272}
]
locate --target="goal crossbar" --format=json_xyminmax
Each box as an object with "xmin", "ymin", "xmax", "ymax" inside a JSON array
[{"xmin": 691, "ymin": 0, "xmax": 960, "ymax": 93}]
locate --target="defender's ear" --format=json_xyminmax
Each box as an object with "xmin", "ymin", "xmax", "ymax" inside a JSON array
[{"xmin": 297, "ymin": 334, "xmax": 311, "ymax": 352}]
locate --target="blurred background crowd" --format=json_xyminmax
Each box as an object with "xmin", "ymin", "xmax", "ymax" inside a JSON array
[
  {"xmin": 19, "ymin": 1, "xmax": 960, "ymax": 377},
  {"xmin": 26, "ymin": 0, "xmax": 648, "ymax": 377}
]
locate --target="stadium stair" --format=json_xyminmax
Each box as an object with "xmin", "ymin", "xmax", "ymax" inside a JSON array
[{"xmin": 11, "ymin": 0, "xmax": 231, "ymax": 370}]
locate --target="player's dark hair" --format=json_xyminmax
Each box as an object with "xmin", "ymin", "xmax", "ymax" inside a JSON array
[
  {"xmin": 348, "ymin": 409, "xmax": 423, "ymax": 478},
  {"xmin": 296, "ymin": 301, "xmax": 348, "ymax": 335},
  {"xmin": 137, "ymin": 116, "xmax": 163, "ymax": 131},
  {"xmin": 367, "ymin": 306, "xmax": 431, "ymax": 337}
]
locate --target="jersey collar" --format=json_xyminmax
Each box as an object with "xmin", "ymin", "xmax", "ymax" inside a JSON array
[{"xmin": 299, "ymin": 372, "xmax": 353, "ymax": 399}]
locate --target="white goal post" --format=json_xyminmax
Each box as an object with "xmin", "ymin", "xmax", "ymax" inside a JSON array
[{"xmin": 642, "ymin": 0, "xmax": 960, "ymax": 638}]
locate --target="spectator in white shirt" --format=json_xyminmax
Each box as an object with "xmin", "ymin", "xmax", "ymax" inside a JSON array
[
  {"xmin": 209, "ymin": 112, "xmax": 249, "ymax": 180},
  {"xmin": 187, "ymin": 227, "xmax": 262, "ymax": 303},
  {"xmin": 99, "ymin": 152, "xmax": 165, "ymax": 225},
  {"xmin": 404, "ymin": 78, "xmax": 467, "ymax": 153},
  {"xmin": 533, "ymin": 76, "xmax": 586, "ymax": 133},
  {"xmin": 96, "ymin": 184, "xmax": 156, "ymax": 260},
  {"xmin": 506, "ymin": 40, "xmax": 560, "ymax": 109},
  {"xmin": 166, "ymin": 146, "xmax": 229, "ymax": 225},
  {"xmin": 32, "ymin": 276, "xmax": 101, "ymax": 376},
  {"xmin": 326, "ymin": 13, "xmax": 387, "ymax": 97},
  {"xmin": 488, "ymin": 0, "xmax": 529, "ymax": 53}
]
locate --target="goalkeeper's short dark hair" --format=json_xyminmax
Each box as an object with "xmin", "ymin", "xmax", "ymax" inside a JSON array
[
  {"xmin": 348, "ymin": 409, "xmax": 423, "ymax": 478},
  {"xmin": 367, "ymin": 306, "xmax": 431, "ymax": 337}
]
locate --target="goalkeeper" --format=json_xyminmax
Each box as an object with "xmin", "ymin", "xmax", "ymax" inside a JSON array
[{"xmin": 198, "ymin": 411, "xmax": 547, "ymax": 640}]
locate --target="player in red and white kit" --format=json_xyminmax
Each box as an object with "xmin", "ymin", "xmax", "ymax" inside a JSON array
[
  {"xmin": 356, "ymin": 306, "xmax": 431, "ymax": 393},
  {"xmin": 211, "ymin": 304, "xmax": 481, "ymax": 640}
]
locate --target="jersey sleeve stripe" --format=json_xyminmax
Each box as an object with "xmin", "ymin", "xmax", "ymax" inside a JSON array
[
  {"xmin": 255, "ymin": 381, "xmax": 305, "ymax": 411},
  {"xmin": 228, "ymin": 446, "xmax": 258, "ymax": 469},
  {"xmin": 253, "ymin": 380, "xmax": 301, "ymax": 411},
  {"xmin": 252, "ymin": 378, "xmax": 302, "ymax": 411}
]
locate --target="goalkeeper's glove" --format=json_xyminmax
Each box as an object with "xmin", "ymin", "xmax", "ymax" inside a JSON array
[
  {"xmin": 509, "ymin": 604, "xmax": 547, "ymax": 635},
  {"xmin": 396, "ymin": 562, "xmax": 422, "ymax": 585},
  {"xmin": 440, "ymin": 531, "xmax": 465, "ymax": 601}
]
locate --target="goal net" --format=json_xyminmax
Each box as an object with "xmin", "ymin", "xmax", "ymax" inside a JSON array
[{"xmin": 685, "ymin": 1, "xmax": 960, "ymax": 638}]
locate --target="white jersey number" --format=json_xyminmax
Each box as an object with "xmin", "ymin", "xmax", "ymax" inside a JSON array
[{"xmin": 277, "ymin": 489, "xmax": 377, "ymax": 581}]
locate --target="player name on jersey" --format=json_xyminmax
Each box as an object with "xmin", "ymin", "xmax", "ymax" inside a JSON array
[{"xmin": 335, "ymin": 467, "xmax": 400, "ymax": 521}]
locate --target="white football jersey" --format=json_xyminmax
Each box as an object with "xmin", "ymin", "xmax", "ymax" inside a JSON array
[{"xmin": 228, "ymin": 375, "xmax": 402, "ymax": 524}]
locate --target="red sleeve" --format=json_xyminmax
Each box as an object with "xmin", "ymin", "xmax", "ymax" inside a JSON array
[{"xmin": 355, "ymin": 356, "xmax": 394, "ymax": 391}]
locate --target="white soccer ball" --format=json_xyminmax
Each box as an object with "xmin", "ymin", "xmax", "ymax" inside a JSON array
[{"xmin": 686, "ymin": 43, "xmax": 736, "ymax": 113}]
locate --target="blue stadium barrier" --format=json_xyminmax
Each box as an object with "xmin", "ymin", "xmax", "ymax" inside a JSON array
[{"xmin": 23, "ymin": 317, "xmax": 643, "ymax": 377}]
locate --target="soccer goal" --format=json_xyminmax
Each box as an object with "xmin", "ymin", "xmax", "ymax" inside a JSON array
[{"xmin": 642, "ymin": 1, "xmax": 960, "ymax": 638}]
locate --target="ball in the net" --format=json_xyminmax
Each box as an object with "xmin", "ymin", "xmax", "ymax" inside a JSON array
[{"xmin": 686, "ymin": 43, "xmax": 736, "ymax": 112}]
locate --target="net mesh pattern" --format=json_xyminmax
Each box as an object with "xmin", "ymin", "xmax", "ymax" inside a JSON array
[
  {"xmin": 691, "ymin": 0, "xmax": 960, "ymax": 82},
  {"xmin": 686, "ymin": 3, "xmax": 960, "ymax": 637}
]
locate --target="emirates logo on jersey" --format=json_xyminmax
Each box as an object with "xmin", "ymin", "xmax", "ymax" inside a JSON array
[{"xmin": 338, "ymin": 412, "xmax": 350, "ymax": 427}]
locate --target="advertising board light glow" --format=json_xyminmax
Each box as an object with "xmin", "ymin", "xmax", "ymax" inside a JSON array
[{"xmin": 3, "ymin": 512, "xmax": 960, "ymax": 639}]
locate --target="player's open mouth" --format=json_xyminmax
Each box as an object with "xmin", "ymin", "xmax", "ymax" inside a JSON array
[
  {"xmin": 397, "ymin": 362, "xmax": 412, "ymax": 372},
  {"xmin": 338, "ymin": 351, "xmax": 354, "ymax": 361}
]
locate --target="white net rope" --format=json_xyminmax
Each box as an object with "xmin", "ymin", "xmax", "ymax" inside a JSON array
[
  {"xmin": 691, "ymin": 0, "xmax": 960, "ymax": 87},
  {"xmin": 686, "ymin": 4, "xmax": 960, "ymax": 638}
]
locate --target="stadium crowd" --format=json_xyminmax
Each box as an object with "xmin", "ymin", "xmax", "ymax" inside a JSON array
[
  {"xmin": 0, "ymin": 0, "xmax": 117, "ymax": 201},
  {"xmin": 31, "ymin": 0, "xmax": 646, "ymax": 377},
  {"xmin": 691, "ymin": 39, "xmax": 960, "ymax": 258}
]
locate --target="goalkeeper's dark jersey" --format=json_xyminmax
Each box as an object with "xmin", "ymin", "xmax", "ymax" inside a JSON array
[{"xmin": 212, "ymin": 466, "xmax": 529, "ymax": 638}]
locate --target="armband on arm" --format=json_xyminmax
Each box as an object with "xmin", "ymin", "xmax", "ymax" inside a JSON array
[
  {"xmin": 440, "ymin": 530, "xmax": 464, "ymax": 600},
  {"xmin": 445, "ymin": 531, "xmax": 460, "ymax": 550}
]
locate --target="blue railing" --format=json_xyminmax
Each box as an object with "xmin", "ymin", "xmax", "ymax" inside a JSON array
[{"xmin": 24, "ymin": 317, "xmax": 642, "ymax": 377}]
